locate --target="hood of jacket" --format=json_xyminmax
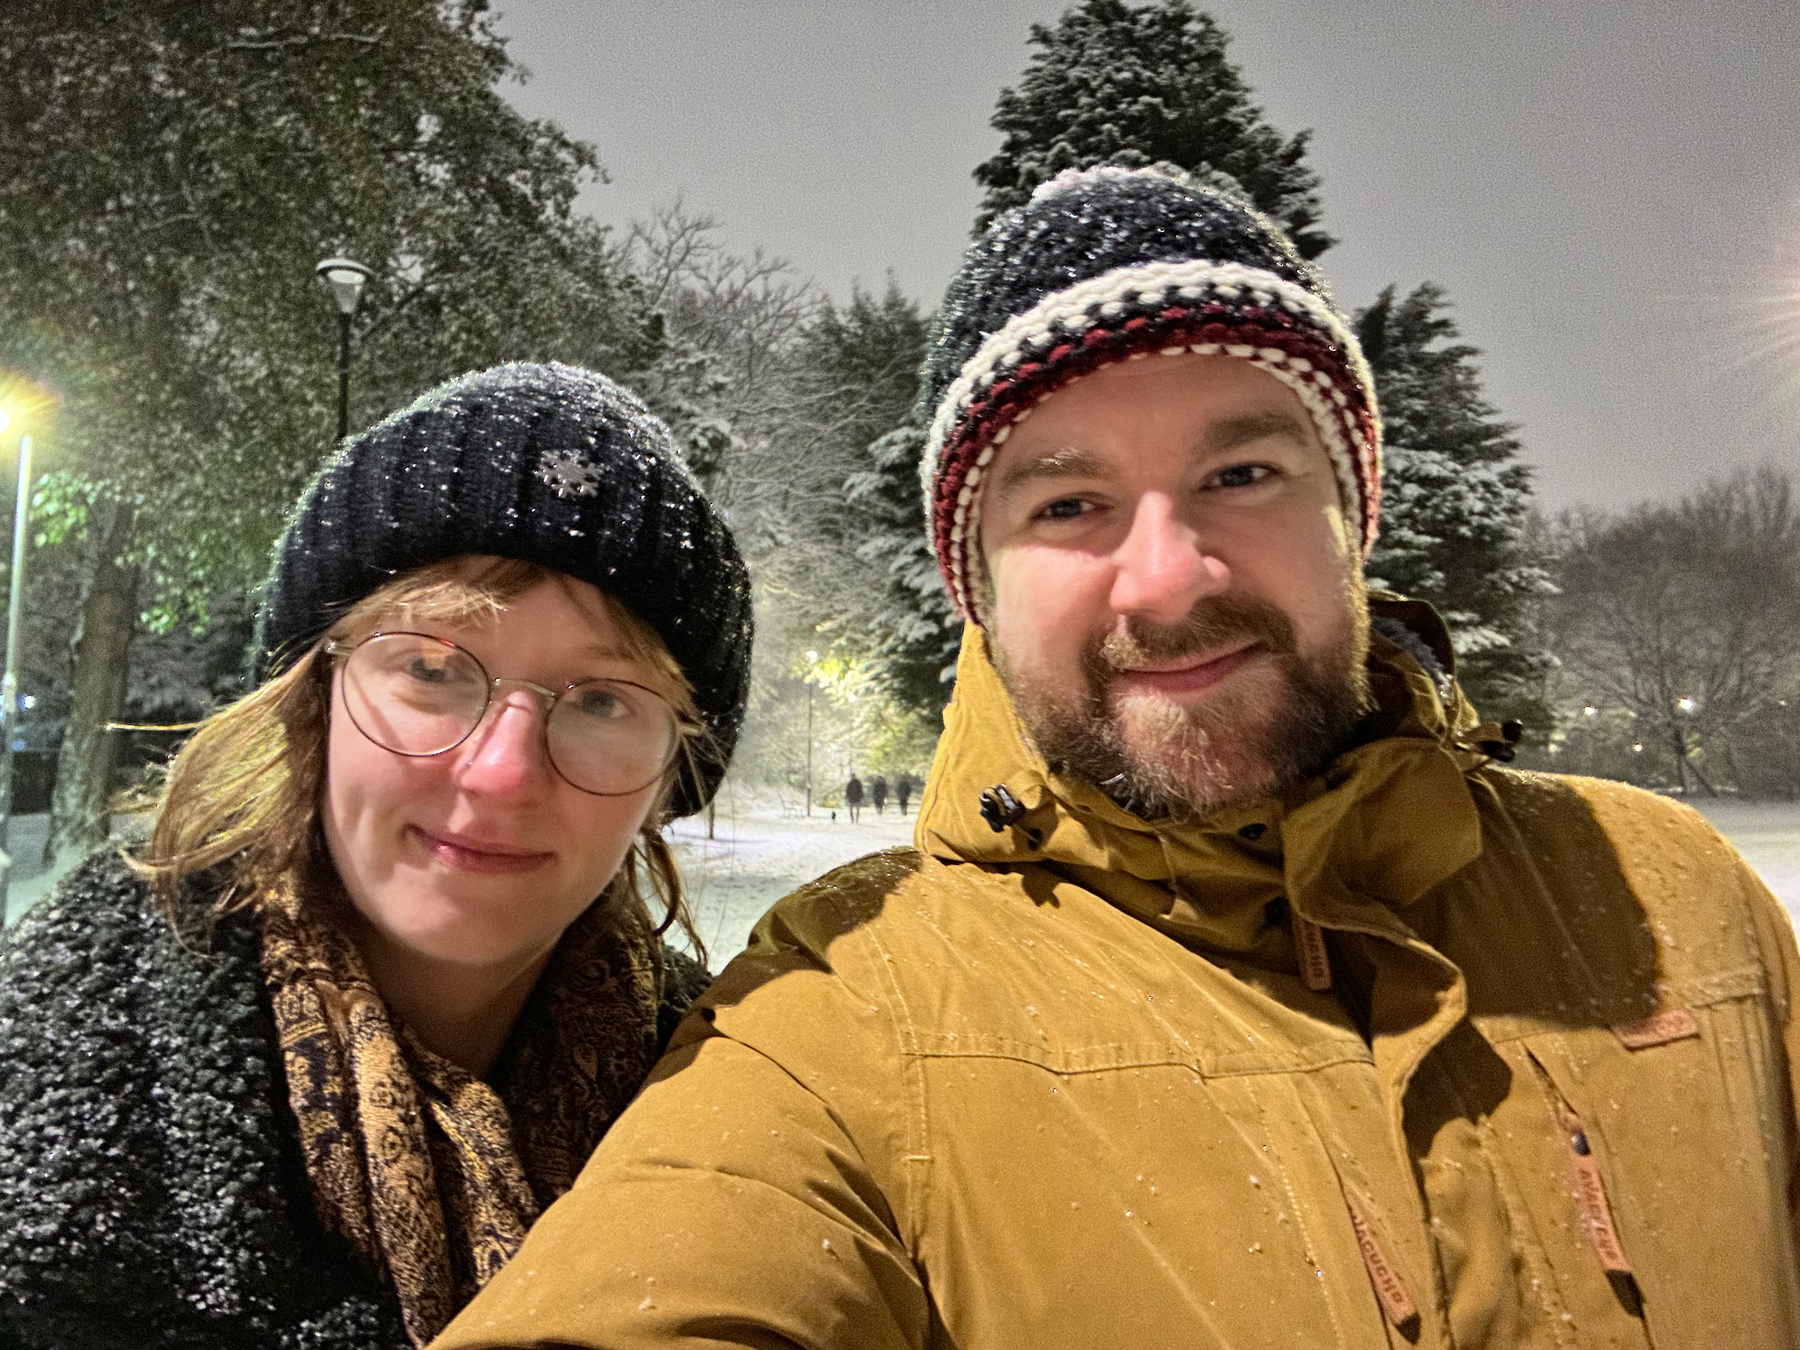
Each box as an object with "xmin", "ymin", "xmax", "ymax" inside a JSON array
[{"xmin": 915, "ymin": 596, "xmax": 1497, "ymax": 967}]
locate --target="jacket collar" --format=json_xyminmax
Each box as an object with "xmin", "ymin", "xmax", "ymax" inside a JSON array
[{"xmin": 915, "ymin": 597, "xmax": 1492, "ymax": 960}]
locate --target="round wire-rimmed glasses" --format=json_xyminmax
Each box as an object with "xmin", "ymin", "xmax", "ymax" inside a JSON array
[{"xmin": 324, "ymin": 631, "xmax": 684, "ymax": 797}]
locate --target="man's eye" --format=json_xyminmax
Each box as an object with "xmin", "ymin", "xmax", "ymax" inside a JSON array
[
  {"xmin": 1212, "ymin": 464, "xmax": 1273, "ymax": 489},
  {"xmin": 1038, "ymin": 497, "xmax": 1090, "ymax": 520}
]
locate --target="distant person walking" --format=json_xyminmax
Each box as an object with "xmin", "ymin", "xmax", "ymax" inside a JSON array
[
  {"xmin": 844, "ymin": 775, "xmax": 864, "ymax": 823},
  {"xmin": 896, "ymin": 774, "xmax": 912, "ymax": 817},
  {"xmin": 871, "ymin": 775, "xmax": 889, "ymax": 817}
]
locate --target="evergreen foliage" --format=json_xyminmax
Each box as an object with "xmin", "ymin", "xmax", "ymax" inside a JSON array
[
  {"xmin": 1355, "ymin": 283, "xmax": 1553, "ymax": 729},
  {"xmin": 0, "ymin": 0, "xmax": 659, "ymax": 853},
  {"xmin": 972, "ymin": 0, "xmax": 1331, "ymax": 256},
  {"xmin": 845, "ymin": 421, "xmax": 960, "ymax": 715},
  {"xmin": 814, "ymin": 289, "xmax": 960, "ymax": 716},
  {"xmin": 0, "ymin": 0, "xmax": 655, "ymax": 612}
]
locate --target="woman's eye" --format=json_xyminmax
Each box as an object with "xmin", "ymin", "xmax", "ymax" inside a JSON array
[
  {"xmin": 404, "ymin": 657, "xmax": 457, "ymax": 685},
  {"xmin": 574, "ymin": 687, "xmax": 628, "ymax": 720},
  {"xmin": 1212, "ymin": 463, "xmax": 1273, "ymax": 489}
]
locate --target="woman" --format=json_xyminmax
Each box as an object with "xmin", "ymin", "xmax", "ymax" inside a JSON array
[{"xmin": 0, "ymin": 363, "xmax": 752, "ymax": 1349}]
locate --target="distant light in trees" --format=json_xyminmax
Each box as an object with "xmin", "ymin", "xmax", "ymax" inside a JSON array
[
  {"xmin": 1677, "ymin": 695, "xmax": 1698, "ymax": 713},
  {"xmin": 1583, "ymin": 705, "xmax": 1598, "ymax": 718}
]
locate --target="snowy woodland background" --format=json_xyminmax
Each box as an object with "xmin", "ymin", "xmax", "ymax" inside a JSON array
[{"xmin": 1, "ymin": 0, "xmax": 1798, "ymax": 894}]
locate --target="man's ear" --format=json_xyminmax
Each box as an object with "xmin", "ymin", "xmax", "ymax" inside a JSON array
[{"xmin": 969, "ymin": 542, "xmax": 996, "ymax": 628}]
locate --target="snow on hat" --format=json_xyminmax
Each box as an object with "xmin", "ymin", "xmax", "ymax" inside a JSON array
[
  {"xmin": 919, "ymin": 164, "xmax": 1382, "ymax": 620},
  {"xmin": 255, "ymin": 361, "xmax": 753, "ymax": 818}
]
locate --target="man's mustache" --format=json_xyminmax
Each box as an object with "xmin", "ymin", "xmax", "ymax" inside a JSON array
[{"xmin": 1089, "ymin": 595, "xmax": 1299, "ymax": 675}]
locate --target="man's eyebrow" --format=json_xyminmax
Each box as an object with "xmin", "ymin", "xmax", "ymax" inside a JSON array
[
  {"xmin": 1201, "ymin": 410, "xmax": 1314, "ymax": 456},
  {"xmin": 990, "ymin": 446, "xmax": 1108, "ymax": 503}
]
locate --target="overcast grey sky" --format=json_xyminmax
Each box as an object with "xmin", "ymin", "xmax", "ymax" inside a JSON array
[{"xmin": 491, "ymin": 0, "xmax": 1800, "ymax": 512}]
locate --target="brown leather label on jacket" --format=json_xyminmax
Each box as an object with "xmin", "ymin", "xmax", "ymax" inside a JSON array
[
  {"xmin": 1565, "ymin": 1128, "xmax": 1633, "ymax": 1274},
  {"xmin": 1611, "ymin": 1008, "xmax": 1699, "ymax": 1050},
  {"xmin": 1293, "ymin": 914, "xmax": 1332, "ymax": 991},
  {"xmin": 1342, "ymin": 1189, "xmax": 1419, "ymax": 1330}
]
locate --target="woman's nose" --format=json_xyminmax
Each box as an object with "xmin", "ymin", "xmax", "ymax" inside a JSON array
[
  {"xmin": 453, "ymin": 690, "xmax": 552, "ymax": 797},
  {"xmin": 1107, "ymin": 492, "xmax": 1230, "ymax": 622}
]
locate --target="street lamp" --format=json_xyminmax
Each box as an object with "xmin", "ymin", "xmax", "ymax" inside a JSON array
[
  {"xmin": 0, "ymin": 408, "xmax": 33, "ymax": 924},
  {"xmin": 804, "ymin": 650, "xmax": 818, "ymax": 818},
  {"xmin": 314, "ymin": 256, "xmax": 372, "ymax": 442}
]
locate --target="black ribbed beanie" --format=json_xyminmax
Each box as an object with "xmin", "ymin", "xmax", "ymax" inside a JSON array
[{"xmin": 255, "ymin": 361, "xmax": 752, "ymax": 818}]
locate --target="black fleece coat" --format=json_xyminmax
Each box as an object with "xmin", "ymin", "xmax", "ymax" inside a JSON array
[{"xmin": 0, "ymin": 851, "xmax": 704, "ymax": 1350}]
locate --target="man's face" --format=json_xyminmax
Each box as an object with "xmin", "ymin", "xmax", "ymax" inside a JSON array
[{"xmin": 977, "ymin": 352, "xmax": 1372, "ymax": 818}]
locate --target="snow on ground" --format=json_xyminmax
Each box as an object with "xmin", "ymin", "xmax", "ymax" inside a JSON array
[
  {"xmin": 5, "ymin": 797, "xmax": 1799, "ymax": 961},
  {"xmin": 673, "ymin": 794, "xmax": 1800, "ymax": 965},
  {"xmin": 667, "ymin": 792, "xmax": 916, "ymax": 963},
  {"xmin": 1691, "ymin": 801, "xmax": 1800, "ymax": 927}
]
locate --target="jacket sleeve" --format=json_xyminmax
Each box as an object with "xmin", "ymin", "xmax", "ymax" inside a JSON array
[{"xmin": 432, "ymin": 882, "xmax": 931, "ymax": 1350}]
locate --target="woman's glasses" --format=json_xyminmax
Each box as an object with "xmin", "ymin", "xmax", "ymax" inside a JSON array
[{"xmin": 325, "ymin": 631, "xmax": 682, "ymax": 797}]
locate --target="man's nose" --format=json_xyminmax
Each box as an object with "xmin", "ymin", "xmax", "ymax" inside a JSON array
[
  {"xmin": 1108, "ymin": 492, "xmax": 1229, "ymax": 622},
  {"xmin": 453, "ymin": 690, "xmax": 552, "ymax": 797}
]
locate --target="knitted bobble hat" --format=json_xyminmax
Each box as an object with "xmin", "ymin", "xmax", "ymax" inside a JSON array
[
  {"xmin": 919, "ymin": 164, "xmax": 1383, "ymax": 620},
  {"xmin": 255, "ymin": 361, "xmax": 752, "ymax": 819}
]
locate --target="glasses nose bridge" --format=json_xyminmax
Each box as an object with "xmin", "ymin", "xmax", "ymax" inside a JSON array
[{"xmin": 484, "ymin": 674, "xmax": 563, "ymax": 720}]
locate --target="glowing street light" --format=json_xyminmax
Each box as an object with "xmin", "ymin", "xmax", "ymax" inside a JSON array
[
  {"xmin": 804, "ymin": 649, "xmax": 819, "ymax": 818},
  {"xmin": 0, "ymin": 403, "xmax": 36, "ymax": 923},
  {"xmin": 314, "ymin": 256, "xmax": 372, "ymax": 443},
  {"xmin": 1677, "ymin": 695, "xmax": 1698, "ymax": 714}
]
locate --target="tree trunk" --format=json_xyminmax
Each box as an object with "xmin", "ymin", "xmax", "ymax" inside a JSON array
[{"xmin": 44, "ymin": 500, "xmax": 139, "ymax": 865}]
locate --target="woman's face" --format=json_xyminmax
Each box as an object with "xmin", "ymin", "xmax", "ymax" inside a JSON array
[{"xmin": 323, "ymin": 569, "xmax": 671, "ymax": 977}]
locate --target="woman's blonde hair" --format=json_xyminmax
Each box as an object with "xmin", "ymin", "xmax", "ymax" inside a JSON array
[{"xmin": 131, "ymin": 557, "xmax": 709, "ymax": 961}]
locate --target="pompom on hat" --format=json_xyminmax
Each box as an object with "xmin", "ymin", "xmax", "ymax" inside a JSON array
[
  {"xmin": 919, "ymin": 164, "xmax": 1383, "ymax": 619},
  {"xmin": 255, "ymin": 361, "xmax": 752, "ymax": 818}
]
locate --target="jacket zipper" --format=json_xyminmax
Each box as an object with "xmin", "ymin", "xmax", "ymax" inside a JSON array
[{"xmin": 1526, "ymin": 1050, "xmax": 1634, "ymax": 1278}]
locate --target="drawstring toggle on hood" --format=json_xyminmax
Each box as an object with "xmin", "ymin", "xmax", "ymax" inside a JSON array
[{"xmin": 977, "ymin": 785, "xmax": 1027, "ymax": 833}]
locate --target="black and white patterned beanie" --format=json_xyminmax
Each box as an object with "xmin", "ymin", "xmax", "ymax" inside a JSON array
[
  {"xmin": 255, "ymin": 361, "xmax": 752, "ymax": 818},
  {"xmin": 920, "ymin": 164, "xmax": 1382, "ymax": 619}
]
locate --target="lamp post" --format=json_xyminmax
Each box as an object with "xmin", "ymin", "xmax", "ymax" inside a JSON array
[
  {"xmin": 804, "ymin": 650, "xmax": 818, "ymax": 818},
  {"xmin": 0, "ymin": 412, "xmax": 32, "ymax": 924},
  {"xmin": 314, "ymin": 256, "xmax": 372, "ymax": 442}
]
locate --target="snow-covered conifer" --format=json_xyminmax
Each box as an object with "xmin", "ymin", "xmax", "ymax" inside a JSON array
[
  {"xmin": 972, "ymin": 0, "xmax": 1331, "ymax": 256},
  {"xmin": 1356, "ymin": 283, "xmax": 1554, "ymax": 729}
]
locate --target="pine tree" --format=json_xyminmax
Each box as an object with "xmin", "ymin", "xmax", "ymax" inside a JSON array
[
  {"xmin": 845, "ymin": 422, "xmax": 960, "ymax": 715},
  {"xmin": 800, "ymin": 287, "xmax": 961, "ymax": 716},
  {"xmin": 1355, "ymin": 283, "xmax": 1554, "ymax": 730},
  {"xmin": 972, "ymin": 0, "xmax": 1331, "ymax": 256},
  {"xmin": 0, "ymin": 0, "xmax": 656, "ymax": 858}
]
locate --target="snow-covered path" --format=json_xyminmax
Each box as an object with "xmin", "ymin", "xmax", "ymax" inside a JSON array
[
  {"xmin": 4, "ymin": 798, "xmax": 1796, "ymax": 959},
  {"xmin": 668, "ymin": 799, "xmax": 916, "ymax": 962},
  {"xmin": 673, "ymin": 794, "xmax": 1800, "ymax": 964}
]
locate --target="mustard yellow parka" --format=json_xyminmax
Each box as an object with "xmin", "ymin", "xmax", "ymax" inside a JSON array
[{"xmin": 436, "ymin": 602, "xmax": 1800, "ymax": 1350}]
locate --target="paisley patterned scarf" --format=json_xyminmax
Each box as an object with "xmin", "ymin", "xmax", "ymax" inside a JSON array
[{"xmin": 258, "ymin": 876, "xmax": 670, "ymax": 1346}]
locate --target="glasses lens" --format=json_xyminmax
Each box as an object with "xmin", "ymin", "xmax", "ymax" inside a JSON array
[
  {"xmin": 342, "ymin": 633, "xmax": 489, "ymax": 755},
  {"xmin": 547, "ymin": 679, "xmax": 680, "ymax": 795}
]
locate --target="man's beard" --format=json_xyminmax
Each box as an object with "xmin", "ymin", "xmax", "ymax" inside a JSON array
[{"xmin": 993, "ymin": 588, "xmax": 1373, "ymax": 821}]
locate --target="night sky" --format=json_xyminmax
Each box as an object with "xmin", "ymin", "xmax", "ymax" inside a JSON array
[{"xmin": 492, "ymin": 0, "xmax": 1800, "ymax": 513}]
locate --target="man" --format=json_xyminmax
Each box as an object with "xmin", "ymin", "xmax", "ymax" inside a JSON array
[{"xmin": 436, "ymin": 167, "xmax": 1800, "ymax": 1349}]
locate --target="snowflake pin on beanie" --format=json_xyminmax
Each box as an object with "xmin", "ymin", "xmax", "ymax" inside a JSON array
[
  {"xmin": 917, "ymin": 163, "xmax": 1383, "ymax": 620},
  {"xmin": 537, "ymin": 445, "xmax": 605, "ymax": 499}
]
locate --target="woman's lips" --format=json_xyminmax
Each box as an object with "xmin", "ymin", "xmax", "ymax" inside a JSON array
[
  {"xmin": 1112, "ymin": 641, "xmax": 1261, "ymax": 696},
  {"xmin": 409, "ymin": 826, "xmax": 553, "ymax": 874}
]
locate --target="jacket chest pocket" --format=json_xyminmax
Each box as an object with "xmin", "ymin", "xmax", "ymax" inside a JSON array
[{"xmin": 1496, "ymin": 975, "xmax": 1798, "ymax": 1347}]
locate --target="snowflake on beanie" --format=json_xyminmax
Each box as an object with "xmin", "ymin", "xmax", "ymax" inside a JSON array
[{"xmin": 536, "ymin": 446, "xmax": 604, "ymax": 499}]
